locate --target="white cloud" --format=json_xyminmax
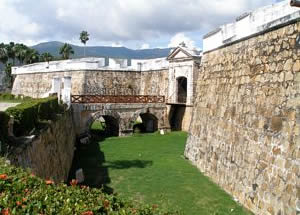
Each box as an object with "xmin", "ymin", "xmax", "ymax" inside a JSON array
[
  {"xmin": 0, "ymin": 0, "xmax": 42, "ymax": 43},
  {"xmin": 168, "ymin": 33, "xmax": 196, "ymax": 48},
  {"xmin": 0, "ymin": 0, "xmax": 280, "ymax": 47},
  {"xmin": 140, "ymin": 43, "xmax": 150, "ymax": 49},
  {"xmin": 111, "ymin": 42, "xmax": 123, "ymax": 47}
]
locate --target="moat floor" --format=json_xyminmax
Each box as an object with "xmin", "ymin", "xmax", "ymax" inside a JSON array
[{"xmin": 74, "ymin": 132, "xmax": 252, "ymax": 215}]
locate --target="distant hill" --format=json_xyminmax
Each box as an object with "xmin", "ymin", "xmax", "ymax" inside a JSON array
[{"xmin": 32, "ymin": 41, "xmax": 172, "ymax": 59}]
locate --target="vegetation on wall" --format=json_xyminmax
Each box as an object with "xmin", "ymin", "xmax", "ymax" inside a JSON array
[{"xmin": 4, "ymin": 96, "xmax": 63, "ymax": 137}]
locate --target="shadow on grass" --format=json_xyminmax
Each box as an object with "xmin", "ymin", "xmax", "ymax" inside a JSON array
[
  {"xmin": 68, "ymin": 134, "xmax": 113, "ymax": 194},
  {"xmin": 68, "ymin": 132, "xmax": 153, "ymax": 195},
  {"xmin": 105, "ymin": 160, "xmax": 153, "ymax": 169}
]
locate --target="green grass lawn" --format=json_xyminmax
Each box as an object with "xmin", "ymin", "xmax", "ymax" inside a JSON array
[{"xmin": 73, "ymin": 132, "xmax": 251, "ymax": 215}]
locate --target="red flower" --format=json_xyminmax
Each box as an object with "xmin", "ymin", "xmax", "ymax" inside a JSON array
[
  {"xmin": 1, "ymin": 208, "xmax": 10, "ymax": 215},
  {"xmin": 0, "ymin": 174, "xmax": 7, "ymax": 180},
  {"xmin": 81, "ymin": 211, "xmax": 93, "ymax": 215},
  {"xmin": 45, "ymin": 180, "xmax": 54, "ymax": 185},
  {"xmin": 16, "ymin": 201, "xmax": 22, "ymax": 206},
  {"xmin": 70, "ymin": 179, "xmax": 78, "ymax": 187}
]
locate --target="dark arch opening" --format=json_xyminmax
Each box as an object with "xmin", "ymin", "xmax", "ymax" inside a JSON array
[
  {"xmin": 177, "ymin": 77, "xmax": 187, "ymax": 103},
  {"xmin": 168, "ymin": 104, "xmax": 186, "ymax": 131},
  {"xmin": 133, "ymin": 113, "xmax": 158, "ymax": 133},
  {"xmin": 90, "ymin": 115, "xmax": 119, "ymax": 137}
]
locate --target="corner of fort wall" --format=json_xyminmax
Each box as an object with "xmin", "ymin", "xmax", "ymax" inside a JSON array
[{"xmin": 185, "ymin": 20, "xmax": 300, "ymax": 214}]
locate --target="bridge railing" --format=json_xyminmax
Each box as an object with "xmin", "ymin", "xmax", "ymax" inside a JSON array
[{"xmin": 71, "ymin": 95, "xmax": 165, "ymax": 104}]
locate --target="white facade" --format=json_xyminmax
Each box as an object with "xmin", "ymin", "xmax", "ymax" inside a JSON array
[
  {"xmin": 203, "ymin": 0, "xmax": 300, "ymax": 52},
  {"xmin": 12, "ymin": 57, "xmax": 171, "ymax": 75},
  {"xmin": 167, "ymin": 45, "xmax": 201, "ymax": 106},
  {"xmin": 168, "ymin": 60, "xmax": 195, "ymax": 105}
]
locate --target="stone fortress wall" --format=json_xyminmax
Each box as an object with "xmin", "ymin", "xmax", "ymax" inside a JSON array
[
  {"xmin": 11, "ymin": 58, "xmax": 169, "ymax": 98},
  {"xmin": 12, "ymin": 46, "xmax": 199, "ymax": 133},
  {"xmin": 185, "ymin": 15, "xmax": 300, "ymax": 215},
  {"xmin": 203, "ymin": 0, "xmax": 300, "ymax": 52},
  {"xmin": 11, "ymin": 1, "xmax": 300, "ymax": 213}
]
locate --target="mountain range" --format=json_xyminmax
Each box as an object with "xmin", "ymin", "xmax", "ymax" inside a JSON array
[
  {"xmin": 32, "ymin": 41, "xmax": 172, "ymax": 59},
  {"xmin": 0, "ymin": 41, "xmax": 172, "ymax": 71}
]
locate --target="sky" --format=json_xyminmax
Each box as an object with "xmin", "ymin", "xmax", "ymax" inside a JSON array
[{"xmin": 0, "ymin": 0, "xmax": 284, "ymax": 50}]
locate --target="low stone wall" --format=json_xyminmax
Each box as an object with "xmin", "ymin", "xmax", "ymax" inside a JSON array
[
  {"xmin": 12, "ymin": 70, "xmax": 142, "ymax": 98},
  {"xmin": 185, "ymin": 21, "xmax": 300, "ymax": 214},
  {"xmin": 12, "ymin": 69, "xmax": 169, "ymax": 99},
  {"xmin": 8, "ymin": 111, "xmax": 76, "ymax": 182}
]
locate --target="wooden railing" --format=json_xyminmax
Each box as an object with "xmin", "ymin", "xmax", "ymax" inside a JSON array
[{"xmin": 71, "ymin": 95, "xmax": 165, "ymax": 104}]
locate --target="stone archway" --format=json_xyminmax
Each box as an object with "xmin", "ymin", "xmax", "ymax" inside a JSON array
[
  {"xmin": 86, "ymin": 110, "xmax": 121, "ymax": 136},
  {"xmin": 140, "ymin": 113, "xmax": 158, "ymax": 132},
  {"xmin": 130, "ymin": 107, "xmax": 164, "ymax": 133}
]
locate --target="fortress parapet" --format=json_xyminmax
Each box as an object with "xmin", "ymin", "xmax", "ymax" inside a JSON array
[
  {"xmin": 12, "ymin": 57, "xmax": 169, "ymax": 75},
  {"xmin": 203, "ymin": 0, "xmax": 300, "ymax": 52}
]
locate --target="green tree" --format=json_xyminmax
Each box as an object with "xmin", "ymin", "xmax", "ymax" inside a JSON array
[
  {"xmin": 59, "ymin": 43, "xmax": 74, "ymax": 60},
  {"xmin": 6, "ymin": 42, "xmax": 16, "ymax": 64},
  {"xmin": 79, "ymin": 30, "xmax": 89, "ymax": 57},
  {"xmin": 41, "ymin": 52, "xmax": 53, "ymax": 63},
  {"xmin": 24, "ymin": 48, "xmax": 40, "ymax": 64},
  {"xmin": 4, "ymin": 63, "xmax": 13, "ymax": 88},
  {"xmin": 0, "ymin": 43, "xmax": 8, "ymax": 64},
  {"xmin": 13, "ymin": 43, "xmax": 28, "ymax": 64}
]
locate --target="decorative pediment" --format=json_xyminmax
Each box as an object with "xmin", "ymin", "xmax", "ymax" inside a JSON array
[{"xmin": 167, "ymin": 47, "xmax": 192, "ymax": 61}]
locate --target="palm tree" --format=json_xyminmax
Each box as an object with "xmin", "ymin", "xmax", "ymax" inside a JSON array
[
  {"xmin": 59, "ymin": 43, "xmax": 74, "ymax": 60},
  {"xmin": 79, "ymin": 30, "xmax": 89, "ymax": 57},
  {"xmin": 41, "ymin": 52, "xmax": 53, "ymax": 63},
  {"xmin": 13, "ymin": 43, "xmax": 28, "ymax": 65},
  {"xmin": 6, "ymin": 42, "xmax": 15, "ymax": 64},
  {"xmin": 24, "ymin": 48, "xmax": 40, "ymax": 64},
  {"xmin": 0, "ymin": 43, "xmax": 8, "ymax": 64}
]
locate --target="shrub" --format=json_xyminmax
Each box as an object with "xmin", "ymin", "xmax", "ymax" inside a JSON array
[
  {"xmin": 0, "ymin": 93, "xmax": 15, "ymax": 101},
  {"xmin": 0, "ymin": 112, "xmax": 10, "ymax": 154},
  {"xmin": 5, "ymin": 97, "xmax": 62, "ymax": 136},
  {"xmin": 0, "ymin": 112, "xmax": 10, "ymax": 140},
  {"xmin": 0, "ymin": 158, "xmax": 178, "ymax": 215}
]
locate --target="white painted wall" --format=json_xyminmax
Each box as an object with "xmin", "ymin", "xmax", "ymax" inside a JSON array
[
  {"xmin": 12, "ymin": 57, "xmax": 170, "ymax": 75},
  {"xmin": 167, "ymin": 60, "xmax": 194, "ymax": 105},
  {"xmin": 203, "ymin": 0, "xmax": 300, "ymax": 52},
  {"xmin": 131, "ymin": 58, "xmax": 169, "ymax": 71}
]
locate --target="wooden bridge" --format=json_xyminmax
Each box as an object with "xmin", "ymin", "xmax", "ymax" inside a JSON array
[{"xmin": 71, "ymin": 95, "xmax": 165, "ymax": 104}]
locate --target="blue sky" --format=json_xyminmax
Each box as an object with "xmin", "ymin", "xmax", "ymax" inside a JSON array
[{"xmin": 0, "ymin": 0, "xmax": 284, "ymax": 50}]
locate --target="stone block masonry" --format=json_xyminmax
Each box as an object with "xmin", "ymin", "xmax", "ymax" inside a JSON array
[
  {"xmin": 185, "ymin": 21, "xmax": 300, "ymax": 215},
  {"xmin": 8, "ymin": 111, "xmax": 76, "ymax": 183}
]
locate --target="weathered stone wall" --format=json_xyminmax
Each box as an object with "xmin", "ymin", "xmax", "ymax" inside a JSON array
[
  {"xmin": 12, "ymin": 69, "xmax": 169, "ymax": 98},
  {"xmin": 185, "ymin": 21, "xmax": 300, "ymax": 215},
  {"xmin": 12, "ymin": 70, "xmax": 142, "ymax": 98},
  {"xmin": 140, "ymin": 69, "xmax": 169, "ymax": 97},
  {"xmin": 72, "ymin": 103, "xmax": 169, "ymax": 136},
  {"xmin": 8, "ymin": 112, "xmax": 76, "ymax": 182}
]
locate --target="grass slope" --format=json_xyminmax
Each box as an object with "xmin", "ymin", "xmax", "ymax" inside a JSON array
[{"xmin": 74, "ymin": 132, "xmax": 252, "ymax": 215}]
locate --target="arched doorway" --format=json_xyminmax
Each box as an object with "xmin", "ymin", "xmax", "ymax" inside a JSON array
[
  {"xmin": 168, "ymin": 105, "xmax": 185, "ymax": 131},
  {"xmin": 177, "ymin": 77, "xmax": 187, "ymax": 103},
  {"xmin": 90, "ymin": 115, "xmax": 119, "ymax": 137},
  {"xmin": 133, "ymin": 113, "xmax": 158, "ymax": 133}
]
